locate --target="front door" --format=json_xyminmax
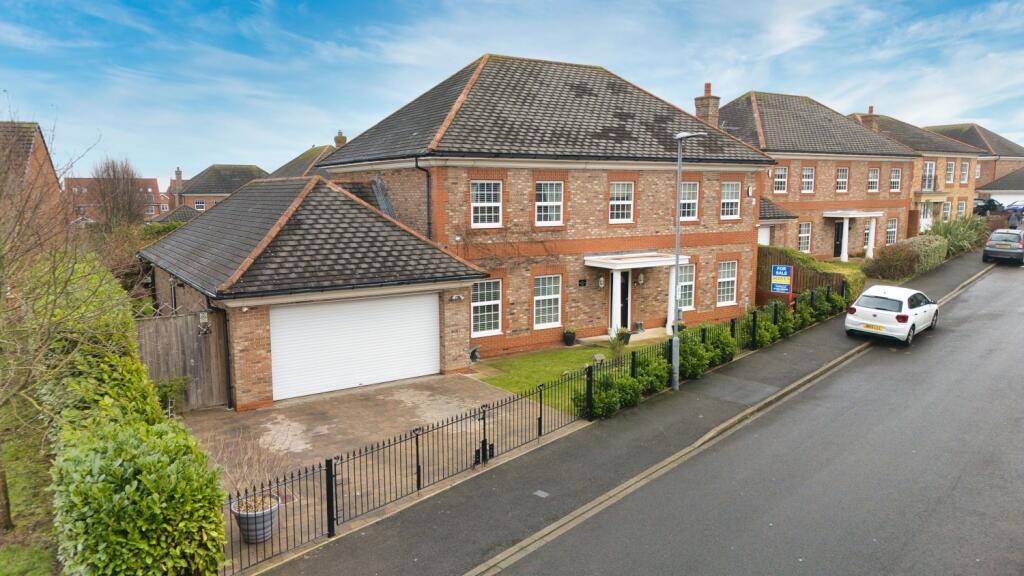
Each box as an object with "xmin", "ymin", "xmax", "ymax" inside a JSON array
[
  {"xmin": 833, "ymin": 221, "xmax": 845, "ymax": 258},
  {"xmin": 619, "ymin": 270, "xmax": 631, "ymax": 329},
  {"xmin": 920, "ymin": 202, "xmax": 933, "ymax": 231}
]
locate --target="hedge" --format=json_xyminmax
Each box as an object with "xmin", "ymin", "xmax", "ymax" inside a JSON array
[
  {"xmin": 759, "ymin": 245, "xmax": 866, "ymax": 302},
  {"xmin": 863, "ymin": 235, "xmax": 948, "ymax": 280}
]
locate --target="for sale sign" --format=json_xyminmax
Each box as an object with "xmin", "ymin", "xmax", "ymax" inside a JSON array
[{"xmin": 770, "ymin": 265, "xmax": 792, "ymax": 294}]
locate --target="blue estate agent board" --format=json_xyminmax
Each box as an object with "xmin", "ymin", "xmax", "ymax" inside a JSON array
[{"xmin": 770, "ymin": 265, "xmax": 792, "ymax": 294}]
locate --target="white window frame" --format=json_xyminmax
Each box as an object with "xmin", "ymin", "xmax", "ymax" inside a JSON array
[
  {"xmin": 716, "ymin": 260, "xmax": 737, "ymax": 306},
  {"xmin": 886, "ymin": 218, "xmax": 898, "ymax": 245},
  {"xmin": 160, "ymin": 203, "xmax": 169, "ymax": 212},
  {"xmin": 975, "ymin": 162, "xmax": 981, "ymax": 179},
  {"xmin": 957, "ymin": 200, "xmax": 967, "ymax": 217},
  {"xmin": 144, "ymin": 205, "xmax": 156, "ymax": 215},
  {"xmin": 798, "ymin": 222, "xmax": 812, "ymax": 253},
  {"xmin": 720, "ymin": 181, "xmax": 740, "ymax": 220},
  {"xmin": 471, "ymin": 180, "xmax": 503, "ymax": 229},
  {"xmin": 773, "ymin": 167, "xmax": 788, "ymax": 193},
  {"xmin": 471, "ymin": 279, "xmax": 502, "ymax": 337},
  {"xmin": 945, "ymin": 161, "xmax": 955, "ymax": 184},
  {"xmin": 677, "ymin": 263, "xmax": 696, "ymax": 311},
  {"xmin": 890, "ymin": 168, "xmax": 902, "ymax": 192},
  {"xmin": 679, "ymin": 181, "xmax": 699, "ymax": 221},
  {"xmin": 801, "ymin": 167, "xmax": 815, "ymax": 193},
  {"xmin": 942, "ymin": 201, "xmax": 951, "ymax": 221},
  {"xmin": 835, "ymin": 167, "xmax": 849, "ymax": 193},
  {"xmin": 608, "ymin": 181, "xmax": 634, "ymax": 224},
  {"xmin": 194, "ymin": 200, "xmax": 206, "ymax": 211},
  {"xmin": 867, "ymin": 168, "xmax": 880, "ymax": 193},
  {"xmin": 534, "ymin": 181, "xmax": 564, "ymax": 226},
  {"xmin": 532, "ymin": 275, "xmax": 562, "ymax": 329},
  {"xmin": 864, "ymin": 221, "xmax": 871, "ymax": 247},
  {"xmin": 923, "ymin": 161, "xmax": 936, "ymax": 192},
  {"xmin": 960, "ymin": 161, "xmax": 969, "ymax": 184}
]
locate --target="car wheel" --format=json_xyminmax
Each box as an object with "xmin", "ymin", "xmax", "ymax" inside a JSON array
[
  {"xmin": 846, "ymin": 329, "xmax": 856, "ymax": 338},
  {"xmin": 982, "ymin": 254, "xmax": 990, "ymax": 262},
  {"xmin": 930, "ymin": 311, "xmax": 938, "ymax": 331},
  {"xmin": 904, "ymin": 326, "xmax": 915, "ymax": 347}
]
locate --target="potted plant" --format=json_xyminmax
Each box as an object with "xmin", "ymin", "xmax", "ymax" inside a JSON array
[
  {"xmin": 212, "ymin": 430, "xmax": 290, "ymax": 545},
  {"xmin": 231, "ymin": 492, "xmax": 281, "ymax": 544},
  {"xmin": 563, "ymin": 326, "xmax": 577, "ymax": 346},
  {"xmin": 615, "ymin": 326, "xmax": 632, "ymax": 344}
]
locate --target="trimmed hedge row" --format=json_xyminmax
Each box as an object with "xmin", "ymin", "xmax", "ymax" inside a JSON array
[
  {"xmin": 38, "ymin": 257, "xmax": 225, "ymax": 575},
  {"xmin": 571, "ymin": 353, "xmax": 670, "ymax": 419},
  {"xmin": 863, "ymin": 235, "xmax": 948, "ymax": 280}
]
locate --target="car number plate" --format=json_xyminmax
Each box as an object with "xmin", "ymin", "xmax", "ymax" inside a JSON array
[
  {"xmin": 863, "ymin": 323, "xmax": 883, "ymax": 331},
  {"xmin": 996, "ymin": 243, "xmax": 1012, "ymax": 248}
]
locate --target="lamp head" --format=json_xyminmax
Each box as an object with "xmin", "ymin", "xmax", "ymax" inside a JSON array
[{"xmin": 675, "ymin": 131, "xmax": 707, "ymax": 140}]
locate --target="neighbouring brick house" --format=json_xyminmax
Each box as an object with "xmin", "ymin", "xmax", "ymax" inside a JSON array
[
  {"xmin": 65, "ymin": 176, "xmax": 165, "ymax": 223},
  {"xmin": 977, "ymin": 166, "xmax": 1024, "ymax": 208},
  {"xmin": 148, "ymin": 204, "xmax": 199, "ymax": 224},
  {"xmin": 175, "ymin": 164, "xmax": 267, "ymax": 212},
  {"xmin": 140, "ymin": 176, "xmax": 486, "ymax": 410},
  {"xmin": 317, "ymin": 54, "xmax": 774, "ymax": 356},
  {"xmin": 926, "ymin": 123, "xmax": 1024, "ymax": 189},
  {"xmin": 851, "ymin": 108, "xmax": 982, "ymax": 232},
  {"xmin": 0, "ymin": 121, "xmax": 65, "ymax": 235},
  {"xmin": 715, "ymin": 88, "xmax": 918, "ymax": 261}
]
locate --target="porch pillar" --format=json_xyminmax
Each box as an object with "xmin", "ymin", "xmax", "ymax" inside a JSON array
[
  {"xmin": 665, "ymin": 264, "xmax": 677, "ymax": 336},
  {"xmin": 840, "ymin": 217, "xmax": 850, "ymax": 262},
  {"xmin": 610, "ymin": 270, "xmax": 622, "ymax": 335},
  {"xmin": 866, "ymin": 218, "xmax": 876, "ymax": 258}
]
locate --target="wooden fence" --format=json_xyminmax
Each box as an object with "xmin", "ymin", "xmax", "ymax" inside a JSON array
[
  {"xmin": 136, "ymin": 310, "xmax": 229, "ymax": 410},
  {"xmin": 755, "ymin": 246, "xmax": 846, "ymax": 305}
]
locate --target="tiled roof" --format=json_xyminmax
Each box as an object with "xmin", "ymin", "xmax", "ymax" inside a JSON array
[
  {"xmin": 925, "ymin": 123, "xmax": 1024, "ymax": 157},
  {"xmin": 0, "ymin": 122, "xmax": 39, "ymax": 178},
  {"xmin": 178, "ymin": 164, "xmax": 267, "ymax": 197},
  {"xmin": 719, "ymin": 92, "xmax": 916, "ymax": 157},
  {"xmin": 850, "ymin": 114, "xmax": 982, "ymax": 155},
  {"xmin": 760, "ymin": 197, "xmax": 797, "ymax": 220},
  {"xmin": 979, "ymin": 167, "xmax": 1024, "ymax": 191},
  {"xmin": 150, "ymin": 205, "xmax": 199, "ymax": 223},
  {"xmin": 139, "ymin": 177, "xmax": 484, "ymax": 298},
  {"xmin": 320, "ymin": 54, "xmax": 771, "ymax": 167},
  {"xmin": 269, "ymin": 145, "xmax": 335, "ymax": 178}
]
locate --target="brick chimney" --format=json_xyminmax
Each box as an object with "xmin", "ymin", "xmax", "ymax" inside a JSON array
[
  {"xmin": 863, "ymin": 105, "xmax": 878, "ymax": 132},
  {"xmin": 694, "ymin": 82, "xmax": 720, "ymax": 128},
  {"xmin": 334, "ymin": 130, "xmax": 347, "ymax": 148},
  {"xmin": 173, "ymin": 167, "xmax": 183, "ymax": 207}
]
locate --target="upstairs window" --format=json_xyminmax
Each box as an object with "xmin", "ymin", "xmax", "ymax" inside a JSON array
[
  {"xmin": 471, "ymin": 279, "xmax": 502, "ymax": 337},
  {"xmin": 160, "ymin": 203, "xmax": 169, "ymax": 212},
  {"xmin": 679, "ymin": 182, "xmax": 699, "ymax": 221},
  {"xmin": 960, "ymin": 161, "xmax": 969, "ymax": 184},
  {"xmin": 720, "ymin": 182, "xmax": 740, "ymax": 219},
  {"xmin": 773, "ymin": 167, "xmax": 788, "ymax": 193},
  {"xmin": 194, "ymin": 200, "xmax": 205, "ymax": 211},
  {"xmin": 945, "ymin": 161, "xmax": 955, "ymax": 184},
  {"xmin": 867, "ymin": 168, "xmax": 880, "ymax": 192},
  {"xmin": 798, "ymin": 222, "xmax": 812, "ymax": 253},
  {"xmin": 609, "ymin": 181, "xmax": 634, "ymax": 223},
  {"xmin": 533, "ymin": 275, "xmax": 562, "ymax": 329},
  {"xmin": 890, "ymin": 168, "xmax": 902, "ymax": 192},
  {"xmin": 144, "ymin": 206, "xmax": 155, "ymax": 215},
  {"xmin": 835, "ymin": 167, "xmax": 849, "ymax": 193},
  {"xmin": 975, "ymin": 163, "xmax": 981, "ymax": 179},
  {"xmin": 534, "ymin": 181, "xmax": 563, "ymax": 226},
  {"xmin": 801, "ymin": 167, "xmax": 815, "ymax": 193},
  {"xmin": 471, "ymin": 180, "xmax": 502, "ymax": 228},
  {"xmin": 922, "ymin": 162, "xmax": 936, "ymax": 191}
]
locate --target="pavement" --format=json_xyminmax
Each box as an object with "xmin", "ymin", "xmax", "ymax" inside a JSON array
[{"xmin": 261, "ymin": 252, "xmax": 994, "ymax": 576}]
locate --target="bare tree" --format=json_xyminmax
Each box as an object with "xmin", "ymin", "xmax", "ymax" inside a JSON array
[{"xmin": 91, "ymin": 157, "xmax": 148, "ymax": 229}]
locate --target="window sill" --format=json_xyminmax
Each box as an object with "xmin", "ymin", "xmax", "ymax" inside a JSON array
[
  {"xmin": 800, "ymin": 190, "xmax": 815, "ymax": 194},
  {"xmin": 534, "ymin": 222, "xmax": 564, "ymax": 227},
  {"xmin": 471, "ymin": 330, "xmax": 502, "ymax": 338},
  {"xmin": 773, "ymin": 190, "xmax": 788, "ymax": 195},
  {"xmin": 533, "ymin": 323, "xmax": 562, "ymax": 331},
  {"xmin": 719, "ymin": 215, "xmax": 740, "ymax": 221},
  {"xmin": 472, "ymin": 224, "xmax": 503, "ymax": 230},
  {"xmin": 608, "ymin": 220, "xmax": 635, "ymax": 225},
  {"xmin": 716, "ymin": 301, "xmax": 737, "ymax": 308}
]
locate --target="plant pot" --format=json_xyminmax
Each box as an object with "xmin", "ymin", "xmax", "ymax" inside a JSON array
[
  {"xmin": 616, "ymin": 332, "xmax": 631, "ymax": 345},
  {"xmin": 563, "ymin": 332, "xmax": 577, "ymax": 346},
  {"xmin": 231, "ymin": 493, "xmax": 280, "ymax": 544}
]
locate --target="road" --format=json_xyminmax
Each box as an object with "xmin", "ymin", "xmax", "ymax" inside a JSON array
[{"xmin": 501, "ymin": 264, "xmax": 1024, "ymax": 576}]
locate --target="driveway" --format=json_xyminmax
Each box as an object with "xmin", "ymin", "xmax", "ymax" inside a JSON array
[{"xmin": 184, "ymin": 373, "xmax": 512, "ymax": 489}]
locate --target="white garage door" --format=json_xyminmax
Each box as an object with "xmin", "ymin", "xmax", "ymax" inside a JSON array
[{"xmin": 269, "ymin": 293, "xmax": 440, "ymax": 400}]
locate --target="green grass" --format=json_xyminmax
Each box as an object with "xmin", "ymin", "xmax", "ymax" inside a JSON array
[{"xmin": 0, "ymin": 543, "xmax": 56, "ymax": 576}]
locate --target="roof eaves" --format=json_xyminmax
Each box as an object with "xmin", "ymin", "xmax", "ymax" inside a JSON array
[
  {"xmin": 429, "ymin": 54, "xmax": 490, "ymax": 151},
  {"xmin": 750, "ymin": 92, "xmax": 767, "ymax": 149},
  {"xmin": 219, "ymin": 273, "xmax": 488, "ymax": 299}
]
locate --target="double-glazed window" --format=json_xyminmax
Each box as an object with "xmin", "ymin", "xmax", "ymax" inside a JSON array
[
  {"xmin": 471, "ymin": 180, "xmax": 502, "ymax": 228},
  {"xmin": 945, "ymin": 161, "xmax": 955, "ymax": 184},
  {"xmin": 867, "ymin": 168, "xmax": 880, "ymax": 192},
  {"xmin": 957, "ymin": 200, "xmax": 967, "ymax": 217},
  {"xmin": 716, "ymin": 261, "xmax": 737, "ymax": 306},
  {"xmin": 890, "ymin": 168, "xmax": 902, "ymax": 192},
  {"xmin": 798, "ymin": 222, "xmax": 812, "ymax": 253},
  {"xmin": 922, "ymin": 162, "xmax": 936, "ymax": 192},
  {"xmin": 160, "ymin": 203, "xmax": 169, "ymax": 212},
  {"xmin": 720, "ymin": 182, "xmax": 740, "ymax": 219},
  {"xmin": 609, "ymin": 181, "xmax": 634, "ymax": 223},
  {"xmin": 864, "ymin": 221, "xmax": 872, "ymax": 247},
  {"xmin": 677, "ymin": 263, "xmax": 695, "ymax": 311},
  {"xmin": 975, "ymin": 163, "xmax": 981, "ymax": 179},
  {"xmin": 886, "ymin": 218, "xmax": 898, "ymax": 245},
  {"xmin": 960, "ymin": 161, "xmax": 969, "ymax": 184},
  {"xmin": 801, "ymin": 167, "xmax": 815, "ymax": 193},
  {"xmin": 194, "ymin": 200, "xmax": 205, "ymax": 211},
  {"xmin": 774, "ymin": 167, "xmax": 788, "ymax": 193},
  {"xmin": 942, "ymin": 201, "xmax": 952, "ymax": 221},
  {"xmin": 533, "ymin": 275, "xmax": 562, "ymax": 329},
  {"xmin": 680, "ymin": 182, "xmax": 699, "ymax": 221},
  {"xmin": 471, "ymin": 280, "xmax": 502, "ymax": 337},
  {"xmin": 534, "ymin": 181, "xmax": 563, "ymax": 226},
  {"xmin": 144, "ymin": 205, "xmax": 155, "ymax": 215},
  {"xmin": 835, "ymin": 167, "xmax": 849, "ymax": 193}
]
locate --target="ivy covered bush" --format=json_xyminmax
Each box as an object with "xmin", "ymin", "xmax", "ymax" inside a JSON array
[{"xmin": 636, "ymin": 355, "xmax": 669, "ymax": 394}]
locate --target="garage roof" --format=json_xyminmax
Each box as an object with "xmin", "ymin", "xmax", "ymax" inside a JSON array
[{"xmin": 139, "ymin": 176, "xmax": 486, "ymax": 298}]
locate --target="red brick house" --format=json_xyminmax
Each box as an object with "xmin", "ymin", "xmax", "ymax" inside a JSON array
[
  {"xmin": 716, "ymin": 88, "xmax": 918, "ymax": 261},
  {"xmin": 140, "ymin": 176, "xmax": 486, "ymax": 410},
  {"xmin": 0, "ymin": 121, "xmax": 66, "ymax": 239},
  {"xmin": 926, "ymin": 123, "xmax": 1024, "ymax": 188},
  {"xmin": 65, "ymin": 176, "xmax": 166, "ymax": 222},
  {"xmin": 316, "ymin": 55, "xmax": 775, "ymax": 356},
  {"xmin": 175, "ymin": 164, "xmax": 267, "ymax": 212}
]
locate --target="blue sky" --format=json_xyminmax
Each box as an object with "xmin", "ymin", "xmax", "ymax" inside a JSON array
[{"xmin": 2, "ymin": 0, "xmax": 1023, "ymax": 188}]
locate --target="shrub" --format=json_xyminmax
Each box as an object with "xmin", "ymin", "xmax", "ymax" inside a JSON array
[
  {"xmin": 794, "ymin": 299, "xmax": 816, "ymax": 330},
  {"xmin": 863, "ymin": 235, "xmax": 948, "ymax": 280},
  {"xmin": 812, "ymin": 290, "xmax": 833, "ymax": 321},
  {"xmin": 51, "ymin": 420, "xmax": 225, "ymax": 575},
  {"xmin": 156, "ymin": 376, "xmax": 191, "ymax": 415},
  {"xmin": 775, "ymin": 303, "xmax": 797, "ymax": 337},
  {"xmin": 612, "ymin": 374, "xmax": 644, "ymax": 408},
  {"xmin": 754, "ymin": 318, "xmax": 781, "ymax": 348},
  {"xmin": 678, "ymin": 337, "xmax": 712, "ymax": 380},
  {"xmin": 828, "ymin": 291, "xmax": 847, "ymax": 314},
  {"xmin": 704, "ymin": 327, "xmax": 737, "ymax": 366},
  {"xmin": 635, "ymin": 355, "xmax": 669, "ymax": 394},
  {"xmin": 572, "ymin": 371, "xmax": 622, "ymax": 419},
  {"xmin": 906, "ymin": 234, "xmax": 949, "ymax": 274},
  {"xmin": 607, "ymin": 335, "xmax": 626, "ymax": 361},
  {"xmin": 927, "ymin": 215, "xmax": 988, "ymax": 256}
]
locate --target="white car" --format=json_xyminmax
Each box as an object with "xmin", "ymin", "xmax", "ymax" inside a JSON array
[{"xmin": 844, "ymin": 285, "xmax": 938, "ymax": 346}]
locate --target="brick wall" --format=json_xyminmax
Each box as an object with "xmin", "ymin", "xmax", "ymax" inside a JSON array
[
  {"xmin": 226, "ymin": 305, "xmax": 273, "ymax": 411},
  {"xmin": 331, "ymin": 168, "xmax": 430, "ymax": 235},
  {"xmin": 439, "ymin": 287, "xmax": 472, "ymax": 372},
  {"xmin": 152, "ymin": 267, "xmax": 209, "ymax": 313},
  {"xmin": 988, "ymin": 158, "xmax": 1024, "ymax": 187},
  {"xmin": 182, "ymin": 195, "xmax": 228, "ymax": 212}
]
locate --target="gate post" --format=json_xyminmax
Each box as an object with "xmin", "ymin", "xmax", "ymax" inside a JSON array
[
  {"xmin": 630, "ymin": 351, "xmax": 638, "ymax": 379},
  {"xmin": 479, "ymin": 406, "xmax": 489, "ymax": 464},
  {"xmin": 537, "ymin": 385, "xmax": 544, "ymax": 438},
  {"xmin": 414, "ymin": 428, "xmax": 422, "ymax": 491},
  {"xmin": 585, "ymin": 365, "xmax": 595, "ymax": 421},
  {"xmin": 730, "ymin": 318, "xmax": 736, "ymax": 338},
  {"xmin": 325, "ymin": 458, "xmax": 337, "ymax": 537},
  {"xmin": 751, "ymin": 311, "xmax": 759, "ymax": 350}
]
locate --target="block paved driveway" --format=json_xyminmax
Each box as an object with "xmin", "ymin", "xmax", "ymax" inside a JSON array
[{"xmin": 184, "ymin": 373, "xmax": 512, "ymax": 489}]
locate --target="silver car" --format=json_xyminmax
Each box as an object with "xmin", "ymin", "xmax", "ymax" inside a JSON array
[{"xmin": 982, "ymin": 229, "xmax": 1024, "ymax": 264}]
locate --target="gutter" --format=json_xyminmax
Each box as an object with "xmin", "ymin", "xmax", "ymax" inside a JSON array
[
  {"xmin": 319, "ymin": 150, "xmax": 775, "ymax": 168},
  {"xmin": 415, "ymin": 156, "xmax": 433, "ymax": 239},
  {"xmin": 215, "ymin": 273, "xmax": 487, "ymax": 301}
]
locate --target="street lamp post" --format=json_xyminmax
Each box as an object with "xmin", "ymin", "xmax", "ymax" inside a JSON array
[{"xmin": 671, "ymin": 131, "xmax": 705, "ymax": 391}]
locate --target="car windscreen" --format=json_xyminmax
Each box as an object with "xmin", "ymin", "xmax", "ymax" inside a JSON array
[
  {"xmin": 990, "ymin": 232, "xmax": 1021, "ymax": 242},
  {"xmin": 855, "ymin": 295, "xmax": 903, "ymax": 312}
]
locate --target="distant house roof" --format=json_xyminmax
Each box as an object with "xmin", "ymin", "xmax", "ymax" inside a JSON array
[
  {"xmin": 138, "ymin": 176, "xmax": 485, "ymax": 299},
  {"xmin": 719, "ymin": 92, "xmax": 916, "ymax": 157},
  {"xmin": 979, "ymin": 167, "xmax": 1024, "ymax": 191},
  {"xmin": 760, "ymin": 197, "xmax": 797, "ymax": 221},
  {"xmin": 177, "ymin": 164, "xmax": 267, "ymax": 197},
  {"xmin": 850, "ymin": 114, "xmax": 982, "ymax": 155},
  {"xmin": 319, "ymin": 54, "xmax": 771, "ymax": 167},
  {"xmin": 150, "ymin": 205, "xmax": 199, "ymax": 223},
  {"xmin": 269, "ymin": 145, "xmax": 335, "ymax": 178},
  {"xmin": 925, "ymin": 123, "xmax": 1024, "ymax": 158},
  {"xmin": 0, "ymin": 122, "xmax": 41, "ymax": 179}
]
